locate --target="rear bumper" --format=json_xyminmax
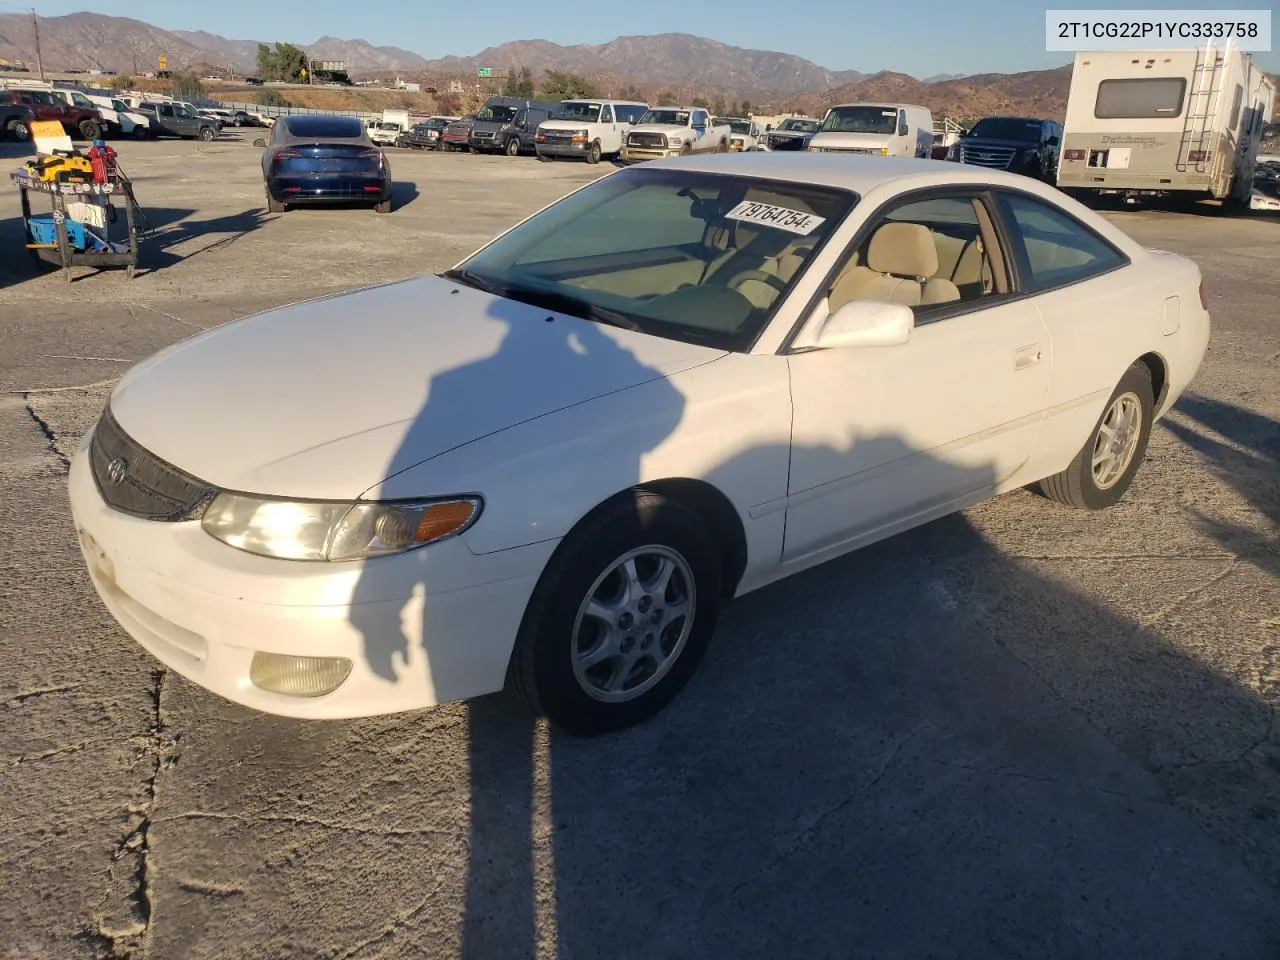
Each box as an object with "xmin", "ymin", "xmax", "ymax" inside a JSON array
[
  {"xmin": 1057, "ymin": 168, "xmax": 1217, "ymax": 194},
  {"xmin": 268, "ymin": 175, "xmax": 391, "ymax": 203}
]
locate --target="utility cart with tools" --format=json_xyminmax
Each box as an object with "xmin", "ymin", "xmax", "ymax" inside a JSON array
[{"xmin": 9, "ymin": 123, "xmax": 142, "ymax": 282}]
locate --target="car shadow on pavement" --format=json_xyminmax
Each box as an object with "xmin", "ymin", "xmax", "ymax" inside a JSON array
[
  {"xmin": 344, "ymin": 296, "xmax": 1280, "ymax": 956},
  {"xmin": 137, "ymin": 206, "xmax": 265, "ymax": 271},
  {"xmin": 1160, "ymin": 394, "xmax": 1280, "ymax": 579}
]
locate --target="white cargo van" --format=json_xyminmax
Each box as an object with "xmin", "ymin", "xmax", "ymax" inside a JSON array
[
  {"xmin": 807, "ymin": 102, "xmax": 934, "ymax": 157},
  {"xmin": 535, "ymin": 99, "xmax": 650, "ymax": 163}
]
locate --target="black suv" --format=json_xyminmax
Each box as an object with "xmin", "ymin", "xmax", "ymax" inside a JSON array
[{"xmin": 947, "ymin": 116, "xmax": 1062, "ymax": 183}]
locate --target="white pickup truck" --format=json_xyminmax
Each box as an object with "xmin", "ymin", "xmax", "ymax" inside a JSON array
[
  {"xmin": 619, "ymin": 106, "xmax": 730, "ymax": 162},
  {"xmin": 369, "ymin": 109, "xmax": 410, "ymax": 147}
]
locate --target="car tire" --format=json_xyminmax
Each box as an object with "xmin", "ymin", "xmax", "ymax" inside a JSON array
[
  {"xmin": 680, "ymin": 142, "xmax": 692, "ymax": 156},
  {"xmin": 536, "ymin": 152, "xmax": 553, "ymax": 162},
  {"xmin": 374, "ymin": 198, "xmax": 391, "ymax": 214},
  {"xmin": 505, "ymin": 137, "xmax": 520, "ymax": 157},
  {"xmin": 508, "ymin": 489, "xmax": 724, "ymax": 736},
  {"xmin": 199, "ymin": 126, "xmax": 215, "ymax": 142},
  {"xmin": 79, "ymin": 119, "xmax": 101, "ymax": 140},
  {"xmin": 1034, "ymin": 361, "xmax": 1154, "ymax": 510},
  {"xmin": 265, "ymin": 188, "xmax": 285, "ymax": 214},
  {"xmin": 586, "ymin": 140, "xmax": 601, "ymax": 164},
  {"xmin": 7, "ymin": 119, "xmax": 30, "ymax": 141},
  {"xmin": 133, "ymin": 125, "xmax": 150, "ymax": 140}
]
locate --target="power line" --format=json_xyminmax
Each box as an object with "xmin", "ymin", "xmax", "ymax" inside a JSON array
[{"xmin": 30, "ymin": 7, "xmax": 44, "ymax": 81}]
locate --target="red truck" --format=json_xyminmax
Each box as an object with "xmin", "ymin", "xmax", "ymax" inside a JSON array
[{"xmin": 0, "ymin": 88, "xmax": 105, "ymax": 140}]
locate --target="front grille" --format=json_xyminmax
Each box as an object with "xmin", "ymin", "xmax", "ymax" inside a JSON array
[
  {"xmin": 89, "ymin": 406, "xmax": 217, "ymax": 521},
  {"xmin": 628, "ymin": 133, "xmax": 666, "ymax": 149},
  {"xmin": 958, "ymin": 145, "xmax": 1017, "ymax": 168},
  {"xmin": 472, "ymin": 131, "xmax": 495, "ymax": 140},
  {"xmin": 542, "ymin": 131, "xmax": 575, "ymax": 142},
  {"xmin": 767, "ymin": 135, "xmax": 803, "ymax": 150}
]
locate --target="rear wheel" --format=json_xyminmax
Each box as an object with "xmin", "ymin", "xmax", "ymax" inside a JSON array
[
  {"xmin": 265, "ymin": 187, "xmax": 285, "ymax": 214},
  {"xmin": 508, "ymin": 490, "xmax": 724, "ymax": 736},
  {"xmin": 374, "ymin": 197, "xmax": 391, "ymax": 214},
  {"xmin": 1034, "ymin": 362, "xmax": 1154, "ymax": 509},
  {"xmin": 78, "ymin": 119, "xmax": 101, "ymax": 140},
  {"xmin": 586, "ymin": 140, "xmax": 601, "ymax": 164}
]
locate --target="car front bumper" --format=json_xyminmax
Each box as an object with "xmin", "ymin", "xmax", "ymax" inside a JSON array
[
  {"xmin": 67, "ymin": 431, "xmax": 556, "ymax": 719},
  {"xmin": 535, "ymin": 141, "xmax": 589, "ymax": 157},
  {"xmin": 620, "ymin": 146, "xmax": 678, "ymax": 162}
]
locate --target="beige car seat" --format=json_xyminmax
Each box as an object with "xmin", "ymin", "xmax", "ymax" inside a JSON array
[{"xmin": 829, "ymin": 222, "xmax": 961, "ymax": 311}]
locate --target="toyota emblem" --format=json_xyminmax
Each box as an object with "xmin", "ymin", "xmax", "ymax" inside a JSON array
[{"xmin": 106, "ymin": 457, "xmax": 128, "ymax": 485}]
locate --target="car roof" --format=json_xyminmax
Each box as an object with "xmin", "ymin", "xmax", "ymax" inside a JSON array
[
  {"xmin": 828, "ymin": 102, "xmax": 930, "ymax": 111},
  {"xmin": 643, "ymin": 152, "xmax": 1069, "ymax": 196}
]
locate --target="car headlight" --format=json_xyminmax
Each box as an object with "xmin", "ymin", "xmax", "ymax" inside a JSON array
[{"xmin": 201, "ymin": 493, "xmax": 482, "ymax": 561}]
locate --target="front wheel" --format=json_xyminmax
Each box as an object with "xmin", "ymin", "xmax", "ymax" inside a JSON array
[
  {"xmin": 1034, "ymin": 362, "xmax": 1154, "ymax": 509},
  {"xmin": 199, "ymin": 126, "xmax": 215, "ymax": 142},
  {"xmin": 505, "ymin": 137, "xmax": 520, "ymax": 157},
  {"xmin": 7, "ymin": 118, "xmax": 30, "ymax": 141},
  {"xmin": 585, "ymin": 140, "xmax": 601, "ymax": 164},
  {"xmin": 716, "ymin": 139, "xmax": 728, "ymax": 153},
  {"xmin": 508, "ymin": 490, "xmax": 724, "ymax": 736}
]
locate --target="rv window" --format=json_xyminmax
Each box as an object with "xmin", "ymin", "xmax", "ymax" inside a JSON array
[
  {"xmin": 1094, "ymin": 77, "xmax": 1186, "ymax": 119},
  {"xmin": 1228, "ymin": 85, "xmax": 1243, "ymax": 130}
]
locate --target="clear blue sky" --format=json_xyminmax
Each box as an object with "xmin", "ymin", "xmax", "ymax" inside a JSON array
[{"xmin": 12, "ymin": 0, "xmax": 1279, "ymax": 75}]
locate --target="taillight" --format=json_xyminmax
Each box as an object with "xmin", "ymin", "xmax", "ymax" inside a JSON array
[
  {"xmin": 358, "ymin": 148, "xmax": 381, "ymax": 159},
  {"xmin": 1188, "ymin": 150, "xmax": 1210, "ymax": 162},
  {"xmin": 1063, "ymin": 149, "xmax": 1085, "ymax": 161},
  {"xmin": 1198, "ymin": 280, "xmax": 1207, "ymax": 310},
  {"xmin": 274, "ymin": 148, "xmax": 300, "ymax": 161}
]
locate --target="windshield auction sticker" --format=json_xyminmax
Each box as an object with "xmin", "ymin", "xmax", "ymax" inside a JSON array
[{"xmin": 725, "ymin": 201, "xmax": 826, "ymax": 235}]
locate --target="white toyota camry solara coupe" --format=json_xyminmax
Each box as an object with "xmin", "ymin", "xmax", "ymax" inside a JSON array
[{"xmin": 68, "ymin": 154, "xmax": 1210, "ymax": 735}]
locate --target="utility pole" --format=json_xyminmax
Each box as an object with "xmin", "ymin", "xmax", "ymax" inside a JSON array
[{"xmin": 30, "ymin": 8, "xmax": 45, "ymax": 81}]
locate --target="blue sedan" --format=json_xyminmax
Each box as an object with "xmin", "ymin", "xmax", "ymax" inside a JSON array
[{"xmin": 257, "ymin": 115, "xmax": 392, "ymax": 214}]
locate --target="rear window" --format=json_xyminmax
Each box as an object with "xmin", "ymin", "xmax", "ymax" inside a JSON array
[
  {"xmin": 285, "ymin": 115, "xmax": 363, "ymax": 138},
  {"xmin": 1094, "ymin": 78, "xmax": 1187, "ymax": 119}
]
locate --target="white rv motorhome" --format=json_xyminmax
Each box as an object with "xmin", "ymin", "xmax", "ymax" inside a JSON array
[{"xmin": 1057, "ymin": 44, "xmax": 1275, "ymax": 209}]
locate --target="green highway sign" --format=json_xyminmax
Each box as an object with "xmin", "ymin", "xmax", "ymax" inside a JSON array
[{"xmin": 477, "ymin": 67, "xmax": 492, "ymax": 77}]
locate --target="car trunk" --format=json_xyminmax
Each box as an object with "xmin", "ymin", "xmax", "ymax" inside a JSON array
[{"xmin": 272, "ymin": 143, "xmax": 382, "ymax": 177}]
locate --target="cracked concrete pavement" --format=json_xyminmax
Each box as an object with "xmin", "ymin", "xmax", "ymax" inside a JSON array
[{"xmin": 2, "ymin": 137, "xmax": 1278, "ymax": 959}]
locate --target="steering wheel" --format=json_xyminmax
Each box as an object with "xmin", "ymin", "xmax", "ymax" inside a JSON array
[{"xmin": 726, "ymin": 269, "xmax": 788, "ymax": 294}]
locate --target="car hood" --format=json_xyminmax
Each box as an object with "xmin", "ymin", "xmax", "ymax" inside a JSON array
[
  {"xmin": 108, "ymin": 275, "xmax": 727, "ymax": 499},
  {"xmin": 631, "ymin": 125, "xmax": 689, "ymax": 134}
]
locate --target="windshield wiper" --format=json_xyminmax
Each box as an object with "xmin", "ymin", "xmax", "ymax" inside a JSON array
[
  {"xmin": 440, "ymin": 267, "xmax": 502, "ymax": 295},
  {"xmin": 500, "ymin": 284, "xmax": 644, "ymax": 331}
]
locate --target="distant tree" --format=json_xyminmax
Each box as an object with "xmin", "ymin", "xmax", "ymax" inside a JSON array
[
  {"xmin": 657, "ymin": 90, "xmax": 677, "ymax": 106},
  {"xmin": 257, "ymin": 42, "xmax": 309, "ymax": 83},
  {"xmin": 712, "ymin": 97, "xmax": 726, "ymax": 116},
  {"xmin": 740, "ymin": 99, "xmax": 752, "ymax": 115},
  {"xmin": 540, "ymin": 70, "xmax": 599, "ymax": 101},
  {"xmin": 503, "ymin": 66, "xmax": 535, "ymax": 98},
  {"xmin": 618, "ymin": 83, "xmax": 643, "ymax": 101},
  {"xmin": 109, "ymin": 75, "xmax": 134, "ymax": 91},
  {"xmin": 690, "ymin": 96, "xmax": 709, "ymax": 108},
  {"xmin": 171, "ymin": 73, "xmax": 206, "ymax": 100},
  {"xmin": 436, "ymin": 92, "xmax": 463, "ymax": 115},
  {"xmin": 256, "ymin": 89, "xmax": 289, "ymax": 107}
]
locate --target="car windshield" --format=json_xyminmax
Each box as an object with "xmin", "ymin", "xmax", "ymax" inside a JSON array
[
  {"xmin": 553, "ymin": 102, "xmax": 601, "ymax": 121},
  {"xmin": 446, "ymin": 167, "xmax": 855, "ymax": 352},
  {"xmin": 641, "ymin": 109, "xmax": 690, "ymax": 126},
  {"xmin": 821, "ymin": 106, "xmax": 898, "ymax": 134},
  {"xmin": 778, "ymin": 118, "xmax": 819, "ymax": 132},
  {"xmin": 967, "ymin": 117, "xmax": 1041, "ymax": 141},
  {"xmin": 477, "ymin": 105, "xmax": 516, "ymax": 122},
  {"xmin": 377, "ymin": 121, "xmax": 399, "ymax": 130},
  {"xmin": 112, "ymin": 99, "xmax": 129, "ymax": 112},
  {"xmin": 716, "ymin": 119, "xmax": 752, "ymax": 134}
]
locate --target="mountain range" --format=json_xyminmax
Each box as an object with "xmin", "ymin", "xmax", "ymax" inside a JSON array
[{"xmin": 0, "ymin": 11, "xmax": 975, "ymax": 94}]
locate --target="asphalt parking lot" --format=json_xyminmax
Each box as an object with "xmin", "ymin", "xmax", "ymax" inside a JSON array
[{"xmin": 2, "ymin": 134, "xmax": 1278, "ymax": 959}]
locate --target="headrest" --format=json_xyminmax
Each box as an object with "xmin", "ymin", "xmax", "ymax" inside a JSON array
[{"xmin": 866, "ymin": 222, "xmax": 939, "ymax": 279}]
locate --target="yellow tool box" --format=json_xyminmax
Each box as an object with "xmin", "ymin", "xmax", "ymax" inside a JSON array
[{"xmin": 22, "ymin": 153, "xmax": 94, "ymax": 185}]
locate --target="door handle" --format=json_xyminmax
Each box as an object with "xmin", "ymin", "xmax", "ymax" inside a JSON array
[{"xmin": 1014, "ymin": 344, "xmax": 1043, "ymax": 370}]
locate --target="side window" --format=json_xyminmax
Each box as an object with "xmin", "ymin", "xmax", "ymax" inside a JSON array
[
  {"xmin": 514, "ymin": 109, "xmax": 527, "ymax": 127},
  {"xmin": 1228, "ymin": 85, "xmax": 1243, "ymax": 130},
  {"xmin": 996, "ymin": 192, "xmax": 1127, "ymax": 290},
  {"xmin": 827, "ymin": 194, "xmax": 1007, "ymax": 314},
  {"xmin": 897, "ymin": 109, "xmax": 909, "ymax": 137},
  {"xmin": 161, "ymin": 104, "xmax": 174, "ymax": 117},
  {"xmin": 600, "ymin": 105, "xmax": 613, "ymax": 124},
  {"xmin": 693, "ymin": 110, "xmax": 707, "ymax": 127}
]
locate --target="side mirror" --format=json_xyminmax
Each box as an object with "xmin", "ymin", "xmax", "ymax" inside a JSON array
[
  {"xmin": 253, "ymin": 138, "xmax": 266, "ymax": 147},
  {"xmin": 812, "ymin": 299, "xmax": 914, "ymax": 349}
]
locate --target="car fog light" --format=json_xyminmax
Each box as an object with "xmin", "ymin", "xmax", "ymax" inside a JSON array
[{"xmin": 250, "ymin": 653, "xmax": 352, "ymax": 697}]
